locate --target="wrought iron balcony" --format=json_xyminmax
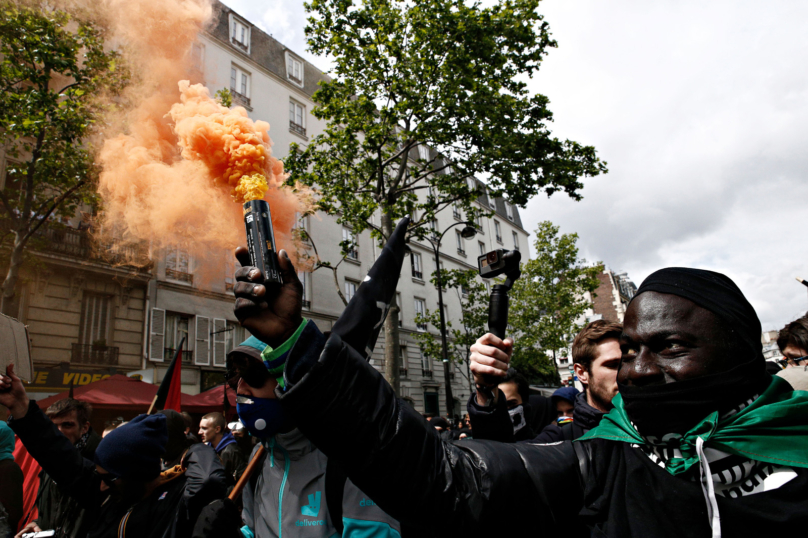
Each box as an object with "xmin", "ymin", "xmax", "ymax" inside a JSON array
[
  {"xmin": 289, "ymin": 121, "xmax": 306, "ymax": 138},
  {"xmin": 71, "ymin": 344, "xmax": 119, "ymax": 366},
  {"xmin": 302, "ymin": 299, "xmax": 311, "ymax": 309},
  {"xmin": 412, "ymin": 270, "xmax": 423, "ymax": 280},
  {"xmin": 165, "ymin": 348, "xmax": 194, "ymax": 364},
  {"xmin": 230, "ymin": 90, "xmax": 251, "ymax": 108},
  {"xmin": 231, "ymin": 37, "xmax": 249, "ymax": 52},
  {"xmin": 399, "ymin": 367, "xmax": 408, "ymax": 377},
  {"xmin": 166, "ymin": 268, "xmax": 193, "ymax": 284},
  {"xmin": 422, "ymin": 368, "xmax": 433, "ymax": 378}
]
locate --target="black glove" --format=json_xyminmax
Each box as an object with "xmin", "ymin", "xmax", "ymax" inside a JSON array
[{"xmin": 191, "ymin": 498, "xmax": 243, "ymax": 538}]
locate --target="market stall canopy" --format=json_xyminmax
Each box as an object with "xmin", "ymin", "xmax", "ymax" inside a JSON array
[
  {"xmin": 182, "ymin": 384, "xmax": 236, "ymax": 414},
  {"xmin": 35, "ymin": 374, "xmax": 163, "ymax": 411}
]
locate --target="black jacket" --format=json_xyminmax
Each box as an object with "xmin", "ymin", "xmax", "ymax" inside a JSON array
[
  {"xmin": 277, "ymin": 321, "xmax": 808, "ymax": 537},
  {"xmin": 215, "ymin": 437, "xmax": 247, "ymax": 484},
  {"xmin": 11, "ymin": 401, "xmax": 228, "ymax": 538},
  {"xmin": 533, "ymin": 391, "xmax": 605, "ymax": 443},
  {"xmin": 34, "ymin": 429, "xmax": 102, "ymax": 538}
]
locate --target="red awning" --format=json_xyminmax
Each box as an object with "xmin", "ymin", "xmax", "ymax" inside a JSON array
[
  {"xmin": 182, "ymin": 384, "xmax": 236, "ymax": 414},
  {"xmin": 35, "ymin": 374, "xmax": 161, "ymax": 411}
]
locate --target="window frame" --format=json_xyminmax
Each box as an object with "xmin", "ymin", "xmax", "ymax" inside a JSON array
[
  {"xmin": 286, "ymin": 52, "xmax": 305, "ymax": 86},
  {"xmin": 229, "ymin": 15, "xmax": 251, "ymax": 54},
  {"xmin": 411, "ymin": 251, "xmax": 423, "ymax": 280}
]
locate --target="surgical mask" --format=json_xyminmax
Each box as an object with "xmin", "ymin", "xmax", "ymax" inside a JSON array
[
  {"xmin": 508, "ymin": 405, "xmax": 526, "ymax": 434},
  {"xmin": 236, "ymin": 395, "xmax": 286, "ymax": 439}
]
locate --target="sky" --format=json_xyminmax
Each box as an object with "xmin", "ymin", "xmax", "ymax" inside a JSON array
[{"xmin": 220, "ymin": 0, "xmax": 808, "ymax": 331}]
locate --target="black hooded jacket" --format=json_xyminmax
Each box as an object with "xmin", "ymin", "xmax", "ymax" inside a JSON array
[
  {"xmin": 533, "ymin": 391, "xmax": 605, "ymax": 443},
  {"xmin": 276, "ymin": 321, "xmax": 808, "ymax": 537},
  {"xmin": 10, "ymin": 402, "xmax": 228, "ymax": 538}
]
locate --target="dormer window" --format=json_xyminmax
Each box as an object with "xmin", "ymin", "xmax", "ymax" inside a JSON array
[
  {"xmin": 230, "ymin": 15, "xmax": 251, "ymax": 53},
  {"xmin": 286, "ymin": 53, "xmax": 304, "ymax": 86},
  {"xmin": 505, "ymin": 202, "xmax": 514, "ymax": 221}
]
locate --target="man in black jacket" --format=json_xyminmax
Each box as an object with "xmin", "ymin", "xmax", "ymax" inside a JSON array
[
  {"xmin": 229, "ymin": 243, "xmax": 808, "ymax": 536},
  {"xmin": 198, "ymin": 412, "xmax": 246, "ymax": 484},
  {"xmin": 470, "ymin": 319, "xmax": 622, "ymax": 444},
  {"xmin": 0, "ymin": 374, "xmax": 228, "ymax": 538},
  {"xmin": 15, "ymin": 399, "xmax": 102, "ymax": 538}
]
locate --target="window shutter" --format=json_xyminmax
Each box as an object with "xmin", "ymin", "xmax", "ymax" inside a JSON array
[
  {"xmin": 149, "ymin": 308, "xmax": 165, "ymax": 362},
  {"xmin": 212, "ymin": 318, "xmax": 227, "ymax": 367},
  {"xmin": 195, "ymin": 316, "xmax": 210, "ymax": 365}
]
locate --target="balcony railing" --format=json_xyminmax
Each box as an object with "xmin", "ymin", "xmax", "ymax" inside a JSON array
[
  {"xmin": 289, "ymin": 121, "xmax": 306, "ymax": 138},
  {"xmin": 230, "ymin": 89, "xmax": 251, "ymax": 108},
  {"xmin": 412, "ymin": 270, "xmax": 423, "ymax": 280},
  {"xmin": 302, "ymin": 299, "xmax": 311, "ymax": 309},
  {"xmin": 496, "ymin": 234, "xmax": 503, "ymax": 243},
  {"xmin": 71, "ymin": 344, "xmax": 119, "ymax": 366},
  {"xmin": 399, "ymin": 367, "xmax": 408, "ymax": 377},
  {"xmin": 416, "ymin": 323, "xmax": 427, "ymax": 332},
  {"xmin": 231, "ymin": 37, "xmax": 249, "ymax": 52},
  {"xmin": 166, "ymin": 268, "xmax": 193, "ymax": 284},
  {"xmin": 0, "ymin": 220, "xmax": 149, "ymax": 271},
  {"xmin": 422, "ymin": 368, "xmax": 433, "ymax": 378},
  {"xmin": 165, "ymin": 348, "xmax": 194, "ymax": 364},
  {"xmin": 457, "ymin": 248, "xmax": 465, "ymax": 256}
]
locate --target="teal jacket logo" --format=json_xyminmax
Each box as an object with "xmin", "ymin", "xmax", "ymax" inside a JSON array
[{"xmin": 301, "ymin": 491, "xmax": 322, "ymax": 517}]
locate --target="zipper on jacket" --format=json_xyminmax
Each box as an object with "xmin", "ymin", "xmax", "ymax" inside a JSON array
[{"xmin": 277, "ymin": 440, "xmax": 291, "ymax": 538}]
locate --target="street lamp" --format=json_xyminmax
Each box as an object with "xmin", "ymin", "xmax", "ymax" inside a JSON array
[{"xmin": 423, "ymin": 220, "xmax": 477, "ymax": 419}]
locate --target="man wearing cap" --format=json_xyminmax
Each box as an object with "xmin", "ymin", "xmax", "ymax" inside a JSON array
[
  {"xmin": 232, "ymin": 250, "xmax": 808, "ymax": 536},
  {"xmin": 0, "ymin": 371, "xmax": 228, "ymax": 538}
]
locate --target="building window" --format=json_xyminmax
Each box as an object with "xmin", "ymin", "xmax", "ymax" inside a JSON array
[
  {"xmin": 429, "ymin": 218, "xmax": 439, "ymax": 238},
  {"xmin": 224, "ymin": 321, "xmax": 246, "ymax": 354},
  {"xmin": 424, "ymin": 390, "xmax": 439, "ymax": 414},
  {"xmin": 345, "ymin": 279, "xmax": 358, "ymax": 302},
  {"xmin": 166, "ymin": 247, "xmax": 193, "ymax": 284},
  {"xmin": 488, "ymin": 190, "xmax": 496, "ymax": 209},
  {"xmin": 298, "ymin": 271, "xmax": 311, "ymax": 309},
  {"xmin": 230, "ymin": 65, "xmax": 251, "ymax": 107},
  {"xmin": 411, "ymin": 251, "xmax": 423, "ymax": 279},
  {"xmin": 445, "ymin": 165, "xmax": 453, "ymax": 176},
  {"xmin": 190, "ymin": 43, "xmax": 205, "ymax": 75},
  {"xmin": 427, "ymin": 184, "xmax": 435, "ymax": 201},
  {"xmin": 165, "ymin": 313, "xmax": 192, "ymax": 363},
  {"xmin": 225, "ymin": 256, "xmax": 240, "ymax": 291},
  {"xmin": 230, "ymin": 16, "xmax": 250, "ymax": 52},
  {"xmin": 78, "ymin": 293, "xmax": 112, "ymax": 347},
  {"xmin": 418, "ymin": 145, "xmax": 429, "ymax": 161},
  {"xmin": 474, "ymin": 214, "xmax": 483, "ymax": 232},
  {"xmin": 505, "ymin": 202, "xmax": 514, "ymax": 221},
  {"xmin": 420, "ymin": 350, "xmax": 433, "ymax": 378},
  {"xmin": 452, "ymin": 204, "xmax": 462, "ymax": 220},
  {"xmin": 414, "ymin": 298, "xmax": 427, "ymax": 331},
  {"xmin": 342, "ymin": 227, "xmax": 358, "ymax": 260},
  {"xmin": 289, "ymin": 99, "xmax": 306, "ymax": 137},
  {"xmin": 286, "ymin": 53, "xmax": 304, "ymax": 85},
  {"xmin": 397, "ymin": 292, "xmax": 403, "ymax": 326},
  {"xmin": 455, "ymin": 230, "xmax": 465, "ymax": 256},
  {"xmin": 494, "ymin": 220, "xmax": 502, "ymax": 243},
  {"xmin": 513, "ymin": 231, "xmax": 520, "ymax": 251},
  {"xmin": 461, "ymin": 284, "xmax": 469, "ymax": 297},
  {"xmin": 479, "ymin": 241, "xmax": 486, "ymax": 256}
]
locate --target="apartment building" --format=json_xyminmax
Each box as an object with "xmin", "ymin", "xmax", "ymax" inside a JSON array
[{"xmin": 139, "ymin": 1, "xmax": 529, "ymax": 412}]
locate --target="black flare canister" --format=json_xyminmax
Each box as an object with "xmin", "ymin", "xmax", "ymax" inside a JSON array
[{"xmin": 243, "ymin": 199, "xmax": 284, "ymax": 287}]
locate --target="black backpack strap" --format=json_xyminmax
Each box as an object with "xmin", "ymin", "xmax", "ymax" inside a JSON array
[
  {"xmin": 571, "ymin": 440, "xmax": 592, "ymax": 488},
  {"xmin": 326, "ymin": 457, "xmax": 348, "ymax": 535},
  {"xmin": 560, "ymin": 422, "xmax": 576, "ymax": 442}
]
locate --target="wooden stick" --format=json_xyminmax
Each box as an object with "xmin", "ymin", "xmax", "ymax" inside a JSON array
[
  {"xmin": 229, "ymin": 444, "xmax": 266, "ymax": 500},
  {"xmin": 146, "ymin": 393, "xmax": 159, "ymax": 415}
]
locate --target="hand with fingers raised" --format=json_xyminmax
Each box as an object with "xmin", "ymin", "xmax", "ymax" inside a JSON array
[
  {"xmin": 469, "ymin": 333, "xmax": 514, "ymax": 406},
  {"xmin": 233, "ymin": 246, "xmax": 304, "ymax": 349},
  {"xmin": 0, "ymin": 364, "xmax": 30, "ymax": 419}
]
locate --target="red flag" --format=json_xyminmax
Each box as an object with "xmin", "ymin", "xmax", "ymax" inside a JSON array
[
  {"xmin": 149, "ymin": 337, "xmax": 184, "ymax": 414},
  {"xmin": 13, "ymin": 437, "xmax": 40, "ymax": 532}
]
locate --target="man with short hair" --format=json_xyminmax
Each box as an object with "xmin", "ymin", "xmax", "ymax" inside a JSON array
[
  {"xmin": 199, "ymin": 412, "xmax": 245, "ymax": 484},
  {"xmin": 471, "ymin": 320, "xmax": 622, "ymax": 443},
  {"xmin": 16, "ymin": 398, "xmax": 102, "ymax": 538},
  {"xmin": 777, "ymin": 314, "xmax": 808, "ymax": 368},
  {"xmin": 232, "ymin": 249, "xmax": 808, "ymax": 535}
]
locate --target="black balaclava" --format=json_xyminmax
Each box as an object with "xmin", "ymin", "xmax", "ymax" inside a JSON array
[{"xmin": 619, "ymin": 267, "xmax": 770, "ymax": 437}]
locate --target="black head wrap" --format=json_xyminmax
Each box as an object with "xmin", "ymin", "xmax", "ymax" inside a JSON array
[{"xmin": 619, "ymin": 267, "xmax": 770, "ymax": 436}]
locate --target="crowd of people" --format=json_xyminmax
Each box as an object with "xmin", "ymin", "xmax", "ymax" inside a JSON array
[{"xmin": 2, "ymin": 235, "xmax": 808, "ymax": 536}]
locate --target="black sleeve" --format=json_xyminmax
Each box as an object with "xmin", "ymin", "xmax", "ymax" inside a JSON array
[
  {"xmin": 219, "ymin": 445, "xmax": 247, "ymax": 483},
  {"xmin": 172, "ymin": 443, "xmax": 229, "ymax": 538},
  {"xmin": 9, "ymin": 401, "xmax": 103, "ymax": 510},
  {"xmin": 532, "ymin": 423, "xmax": 564, "ymax": 444},
  {"xmin": 280, "ymin": 331, "xmax": 580, "ymax": 536},
  {"xmin": 466, "ymin": 391, "xmax": 516, "ymax": 442}
]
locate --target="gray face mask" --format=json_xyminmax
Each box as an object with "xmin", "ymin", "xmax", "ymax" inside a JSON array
[{"xmin": 508, "ymin": 405, "xmax": 526, "ymax": 434}]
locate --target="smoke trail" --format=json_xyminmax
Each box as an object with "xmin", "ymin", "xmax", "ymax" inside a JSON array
[{"xmin": 92, "ymin": 0, "xmax": 310, "ymax": 275}]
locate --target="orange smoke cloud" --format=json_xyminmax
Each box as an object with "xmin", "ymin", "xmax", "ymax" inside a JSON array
[{"xmin": 94, "ymin": 0, "xmax": 309, "ymax": 271}]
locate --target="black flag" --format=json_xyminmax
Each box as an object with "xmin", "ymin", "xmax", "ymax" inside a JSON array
[{"xmin": 331, "ymin": 217, "xmax": 409, "ymax": 360}]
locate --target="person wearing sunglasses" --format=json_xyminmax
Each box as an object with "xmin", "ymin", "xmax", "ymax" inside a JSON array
[
  {"xmin": 0, "ymin": 367, "xmax": 228, "ymax": 538},
  {"xmin": 208, "ymin": 327, "xmax": 403, "ymax": 538},
  {"xmin": 776, "ymin": 314, "xmax": 808, "ymax": 368}
]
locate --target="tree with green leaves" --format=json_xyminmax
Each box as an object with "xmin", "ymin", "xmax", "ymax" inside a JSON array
[
  {"xmin": 0, "ymin": 3, "xmax": 126, "ymax": 315},
  {"xmin": 509, "ymin": 221, "xmax": 602, "ymax": 384},
  {"xmin": 413, "ymin": 268, "xmax": 489, "ymax": 390},
  {"xmin": 286, "ymin": 0, "xmax": 607, "ymax": 392}
]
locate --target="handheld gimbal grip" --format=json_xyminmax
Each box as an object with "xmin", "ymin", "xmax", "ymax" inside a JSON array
[{"xmin": 488, "ymin": 285, "xmax": 509, "ymax": 339}]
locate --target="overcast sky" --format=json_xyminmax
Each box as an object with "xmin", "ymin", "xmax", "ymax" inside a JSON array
[{"xmin": 221, "ymin": 0, "xmax": 808, "ymax": 331}]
